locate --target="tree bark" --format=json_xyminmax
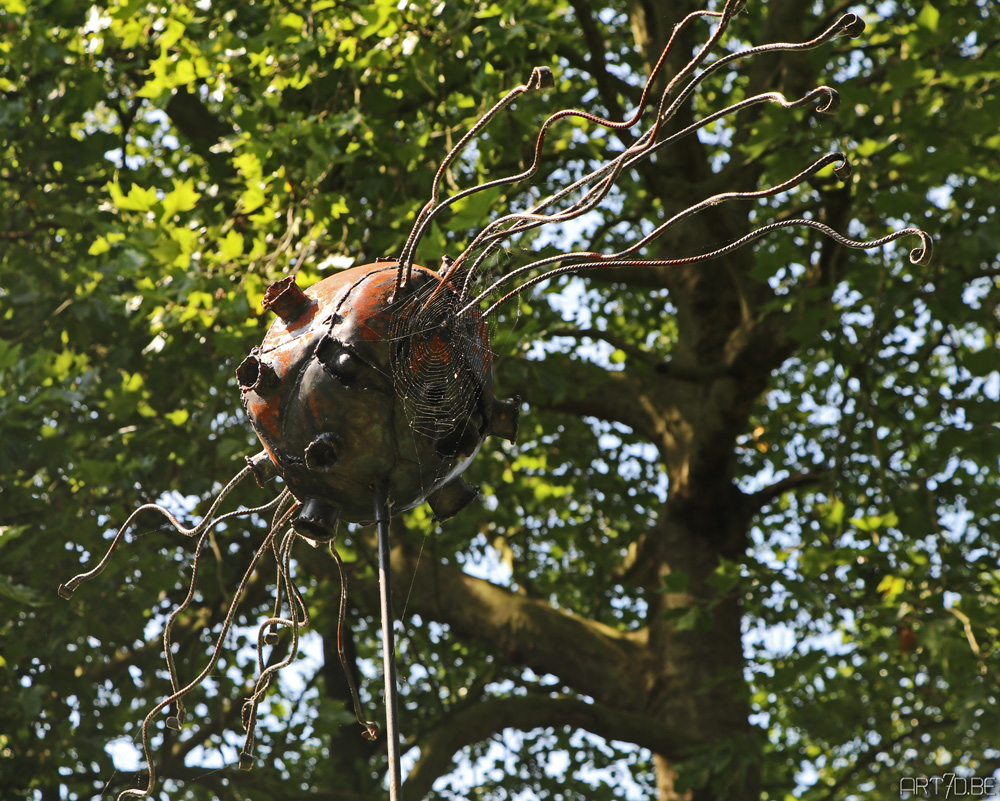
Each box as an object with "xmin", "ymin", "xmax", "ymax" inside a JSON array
[{"xmin": 300, "ymin": 3, "xmax": 840, "ymax": 798}]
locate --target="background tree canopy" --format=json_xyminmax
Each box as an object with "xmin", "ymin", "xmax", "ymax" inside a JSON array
[{"xmin": 1, "ymin": 0, "xmax": 997, "ymax": 799}]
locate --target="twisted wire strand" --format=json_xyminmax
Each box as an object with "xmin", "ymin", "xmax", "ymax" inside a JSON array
[
  {"xmin": 240, "ymin": 527, "xmax": 309, "ymax": 770},
  {"xmin": 396, "ymin": 66, "xmax": 556, "ymax": 287},
  {"xmin": 410, "ymin": 7, "xmax": 864, "ymax": 310},
  {"xmin": 162, "ymin": 489, "xmax": 291, "ymax": 730},
  {"xmin": 463, "ymin": 150, "xmax": 852, "ymax": 314},
  {"xmin": 451, "ymin": 84, "xmax": 834, "ymax": 305},
  {"xmin": 405, "ymin": 7, "xmax": 725, "ymax": 296},
  {"xmin": 162, "ymin": 530, "xmax": 210, "ymax": 732},
  {"xmin": 452, "ymin": 13, "xmax": 866, "ymax": 305},
  {"xmin": 396, "ymin": 86, "xmax": 524, "ymax": 281},
  {"xmin": 478, "ymin": 223, "xmax": 933, "ymax": 319},
  {"xmin": 116, "ymin": 500, "xmax": 300, "ymax": 800},
  {"xmin": 329, "ymin": 540, "xmax": 380, "ymax": 739},
  {"xmin": 644, "ymin": 12, "xmax": 864, "ymax": 158},
  {"xmin": 250, "ymin": 529, "xmax": 310, "ymax": 683},
  {"xmin": 264, "ymin": 490, "xmax": 298, "ymax": 645},
  {"xmin": 448, "ymin": 0, "xmax": 752, "ymax": 296},
  {"xmin": 58, "ymin": 464, "xmax": 254, "ymax": 598},
  {"xmin": 448, "ymin": 4, "xmax": 750, "ymax": 300}
]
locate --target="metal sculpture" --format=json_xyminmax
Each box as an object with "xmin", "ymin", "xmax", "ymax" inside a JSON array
[
  {"xmin": 237, "ymin": 262, "xmax": 519, "ymax": 795},
  {"xmin": 59, "ymin": 2, "xmax": 932, "ymax": 800},
  {"xmin": 238, "ymin": 264, "xmax": 519, "ymax": 535}
]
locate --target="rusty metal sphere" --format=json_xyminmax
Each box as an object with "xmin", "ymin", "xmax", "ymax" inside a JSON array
[{"xmin": 238, "ymin": 261, "xmax": 519, "ymax": 539}]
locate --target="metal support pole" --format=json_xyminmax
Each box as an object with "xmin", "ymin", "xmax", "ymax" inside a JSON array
[{"xmin": 374, "ymin": 486, "xmax": 403, "ymax": 801}]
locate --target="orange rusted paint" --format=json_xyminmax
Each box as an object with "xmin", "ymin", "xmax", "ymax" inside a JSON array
[
  {"xmin": 245, "ymin": 394, "xmax": 281, "ymax": 439},
  {"xmin": 238, "ymin": 261, "xmax": 518, "ymax": 526}
]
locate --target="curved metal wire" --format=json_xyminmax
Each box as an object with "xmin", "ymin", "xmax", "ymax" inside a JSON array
[
  {"xmin": 240, "ymin": 525, "xmax": 308, "ymax": 770},
  {"xmin": 117, "ymin": 500, "xmax": 300, "ymax": 800},
  {"xmin": 463, "ymin": 150, "xmax": 921, "ymax": 316},
  {"xmin": 329, "ymin": 540, "xmax": 380, "ymax": 740},
  {"xmin": 395, "ymin": 0, "xmax": 930, "ymax": 323},
  {"xmin": 477, "ymin": 223, "xmax": 933, "ymax": 319},
  {"xmin": 396, "ymin": 66, "xmax": 556, "ymax": 288},
  {"xmin": 453, "ymin": 86, "xmax": 846, "ymax": 312},
  {"xmin": 163, "ymin": 489, "xmax": 292, "ymax": 730},
  {"xmin": 58, "ymin": 464, "xmax": 255, "ymax": 599},
  {"xmin": 450, "ymin": 13, "xmax": 875, "ymax": 309},
  {"xmin": 60, "ymin": 468, "xmax": 386, "ymax": 799},
  {"xmin": 454, "ymin": 11, "xmax": 863, "ymax": 272},
  {"xmin": 396, "ymin": 6, "xmax": 726, "ymax": 290}
]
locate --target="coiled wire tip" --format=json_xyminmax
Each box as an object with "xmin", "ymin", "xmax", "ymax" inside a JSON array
[
  {"xmin": 839, "ymin": 13, "xmax": 867, "ymax": 39},
  {"xmin": 910, "ymin": 233, "xmax": 934, "ymax": 265},
  {"xmin": 527, "ymin": 66, "xmax": 554, "ymax": 92}
]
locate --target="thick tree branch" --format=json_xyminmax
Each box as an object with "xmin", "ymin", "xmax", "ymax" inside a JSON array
[
  {"xmin": 392, "ymin": 543, "xmax": 647, "ymax": 708},
  {"xmin": 565, "ymin": 0, "xmax": 628, "ymax": 121},
  {"xmin": 545, "ymin": 326, "xmax": 662, "ymax": 368},
  {"xmin": 318, "ymin": 539, "xmax": 649, "ymax": 712},
  {"xmin": 498, "ymin": 355, "xmax": 680, "ymax": 456},
  {"xmin": 544, "ymin": 327, "xmax": 730, "ymax": 382},
  {"xmin": 405, "ymin": 694, "xmax": 689, "ymax": 800}
]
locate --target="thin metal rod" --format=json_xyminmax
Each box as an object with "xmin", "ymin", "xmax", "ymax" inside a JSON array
[{"xmin": 374, "ymin": 485, "xmax": 402, "ymax": 801}]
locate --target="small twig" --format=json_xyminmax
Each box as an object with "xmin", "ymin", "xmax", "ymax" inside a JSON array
[
  {"xmin": 546, "ymin": 326, "xmax": 662, "ymax": 368},
  {"xmin": 945, "ymin": 606, "xmax": 984, "ymax": 660},
  {"xmin": 747, "ymin": 470, "xmax": 827, "ymax": 511}
]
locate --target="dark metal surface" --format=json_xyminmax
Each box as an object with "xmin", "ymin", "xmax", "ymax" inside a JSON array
[{"xmin": 239, "ymin": 262, "xmax": 520, "ymax": 529}]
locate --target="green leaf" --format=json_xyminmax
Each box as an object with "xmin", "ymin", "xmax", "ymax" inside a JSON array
[
  {"xmin": 108, "ymin": 181, "xmax": 158, "ymax": 212},
  {"xmin": 220, "ymin": 229, "xmax": 244, "ymax": 260},
  {"xmin": 850, "ymin": 511, "xmax": 899, "ymax": 532},
  {"xmin": 0, "ymin": 575, "xmax": 50, "ymax": 606},
  {"xmin": 172, "ymin": 58, "xmax": 197, "ymax": 87},
  {"xmin": 158, "ymin": 18, "xmax": 186, "ymax": 49},
  {"xmin": 449, "ymin": 187, "xmax": 499, "ymax": 229},
  {"xmin": 916, "ymin": 3, "xmax": 940, "ymax": 31},
  {"xmin": 165, "ymin": 408, "xmax": 189, "ymax": 426},
  {"xmin": 673, "ymin": 608, "xmax": 704, "ymax": 632},
  {"xmin": 822, "ymin": 499, "xmax": 845, "ymax": 527},
  {"xmin": 239, "ymin": 184, "xmax": 265, "ymax": 214},
  {"xmin": 876, "ymin": 575, "xmax": 906, "ymax": 603},
  {"xmin": 87, "ymin": 232, "xmax": 126, "ymax": 255},
  {"xmin": 659, "ymin": 570, "xmax": 689, "ymax": 594},
  {"xmin": 0, "ymin": 339, "xmax": 22, "ymax": 372},
  {"xmin": 706, "ymin": 558, "xmax": 742, "ymax": 595},
  {"xmin": 160, "ymin": 178, "xmax": 200, "ymax": 220},
  {"xmin": 0, "ymin": 526, "xmax": 25, "ymax": 552}
]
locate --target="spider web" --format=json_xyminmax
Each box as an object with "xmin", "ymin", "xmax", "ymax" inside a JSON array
[{"xmin": 387, "ymin": 272, "xmax": 494, "ymax": 449}]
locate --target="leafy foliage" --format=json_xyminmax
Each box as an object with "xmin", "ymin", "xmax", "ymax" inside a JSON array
[{"xmin": 1, "ymin": 1, "xmax": 997, "ymax": 800}]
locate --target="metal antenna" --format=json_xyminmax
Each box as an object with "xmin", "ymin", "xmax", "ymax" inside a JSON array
[{"xmin": 373, "ymin": 485, "xmax": 403, "ymax": 801}]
